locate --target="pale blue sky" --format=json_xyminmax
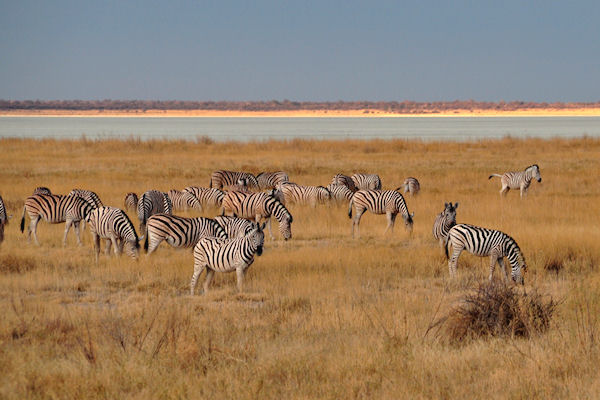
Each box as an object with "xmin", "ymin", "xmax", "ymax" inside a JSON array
[{"xmin": 1, "ymin": 1, "xmax": 598, "ymax": 101}]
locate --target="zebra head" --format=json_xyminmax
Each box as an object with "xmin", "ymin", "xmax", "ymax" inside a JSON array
[
  {"xmin": 444, "ymin": 202, "xmax": 459, "ymax": 225},
  {"xmin": 249, "ymin": 222, "xmax": 266, "ymax": 255},
  {"xmin": 530, "ymin": 164, "xmax": 542, "ymax": 182},
  {"xmin": 403, "ymin": 212, "xmax": 415, "ymax": 232}
]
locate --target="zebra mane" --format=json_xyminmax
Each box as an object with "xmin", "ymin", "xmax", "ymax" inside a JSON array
[
  {"xmin": 256, "ymin": 172, "xmax": 264, "ymax": 178},
  {"xmin": 526, "ymin": 164, "xmax": 539, "ymax": 170},
  {"xmin": 120, "ymin": 210, "xmax": 140, "ymax": 244}
]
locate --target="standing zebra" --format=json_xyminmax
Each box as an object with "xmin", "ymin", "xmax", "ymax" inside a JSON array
[
  {"xmin": 403, "ymin": 177, "xmax": 421, "ymax": 196},
  {"xmin": 33, "ymin": 187, "xmax": 52, "ymax": 196},
  {"xmin": 69, "ymin": 189, "xmax": 103, "ymax": 209},
  {"xmin": 190, "ymin": 222, "xmax": 266, "ymax": 294},
  {"xmin": 86, "ymin": 206, "xmax": 140, "ymax": 263},
  {"xmin": 432, "ymin": 202, "xmax": 459, "ymax": 249},
  {"xmin": 124, "ymin": 192, "xmax": 139, "ymax": 211},
  {"xmin": 20, "ymin": 194, "xmax": 93, "ymax": 246},
  {"xmin": 351, "ymin": 173, "xmax": 382, "ymax": 191},
  {"xmin": 210, "ymin": 170, "xmax": 259, "ymax": 191},
  {"xmin": 446, "ymin": 223, "xmax": 527, "ymax": 284},
  {"xmin": 348, "ymin": 189, "xmax": 413, "ymax": 238},
  {"xmin": 137, "ymin": 190, "xmax": 172, "ymax": 234},
  {"xmin": 214, "ymin": 215, "xmax": 256, "ymax": 238},
  {"xmin": 330, "ymin": 174, "xmax": 357, "ymax": 192},
  {"xmin": 256, "ymin": 171, "xmax": 289, "ymax": 190},
  {"xmin": 327, "ymin": 184, "xmax": 354, "ymax": 203},
  {"xmin": 182, "ymin": 187, "xmax": 226, "ymax": 210},
  {"xmin": 167, "ymin": 189, "xmax": 203, "ymax": 212},
  {"xmin": 222, "ymin": 191, "xmax": 293, "ymax": 240},
  {"xmin": 144, "ymin": 214, "xmax": 227, "ymax": 255},
  {"xmin": 278, "ymin": 183, "xmax": 331, "ymax": 206},
  {"xmin": 0, "ymin": 194, "xmax": 7, "ymax": 245},
  {"xmin": 489, "ymin": 164, "xmax": 542, "ymax": 198}
]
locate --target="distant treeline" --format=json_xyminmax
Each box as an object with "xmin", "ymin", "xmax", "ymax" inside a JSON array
[{"xmin": 1, "ymin": 99, "xmax": 599, "ymax": 112}]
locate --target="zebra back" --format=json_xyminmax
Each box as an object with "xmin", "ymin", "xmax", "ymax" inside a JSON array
[
  {"xmin": 33, "ymin": 187, "xmax": 52, "ymax": 196},
  {"xmin": 351, "ymin": 173, "xmax": 382, "ymax": 191},
  {"xmin": 210, "ymin": 170, "xmax": 259, "ymax": 190},
  {"xmin": 280, "ymin": 183, "xmax": 331, "ymax": 205},
  {"xmin": 183, "ymin": 186, "xmax": 226, "ymax": 209},
  {"xmin": 331, "ymin": 174, "xmax": 357, "ymax": 192},
  {"xmin": 167, "ymin": 189, "xmax": 202, "ymax": 211},
  {"xmin": 327, "ymin": 184, "xmax": 354, "ymax": 203},
  {"xmin": 124, "ymin": 192, "xmax": 139, "ymax": 211},
  {"xmin": 145, "ymin": 214, "xmax": 226, "ymax": 251},
  {"xmin": 256, "ymin": 171, "xmax": 290, "ymax": 190},
  {"xmin": 213, "ymin": 216, "xmax": 255, "ymax": 238},
  {"xmin": 69, "ymin": 188, "xmax": 103, "ymax": 209}
]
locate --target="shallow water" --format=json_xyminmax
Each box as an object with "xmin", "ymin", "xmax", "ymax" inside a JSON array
[{"xmin": 1, "ymin": 116, "xmax": 598, "ymax": 141}]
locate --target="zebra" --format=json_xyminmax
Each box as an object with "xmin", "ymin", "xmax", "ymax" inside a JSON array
[
  {"xmin": 348, "ymin": 189, "xmax": 413, "ymax": 238},
  {"xmin": 432, "ymin": 202, "xmax": 459, "ymax": 249},
  {"xmin": 0, "ymin": 194, "xmax": 7, "ymax": 244},
  {"xmin": 167, "ymin": 189, "xmax": 203, "ymax": 212},
  {"xmin": 351, "ymin": 173, "xmax": 382, "ymax": 191},
  {"xmin": 256, "ymin": 171, "xmax": 290, "ymax": 190},
  {"xmin": 446, "ymin": 223, "xmax": 527, "ymax": 284},
  {"xmin": 33, "ymin": 187, "xmax": 52, "ymax": 196},
  {"xmin": 403, "ymin": 177, "xmax": 420, "ymax": 196},
  {"xmin": 222, "ymin": 191, "xmax": 293, "ymax": 240},
  {"xmin": 182, "ymin": 187, "xmax": 226, "ymax": 210},
  {"xmin": 124, "ymin": 192, "xmax": 139, "ymax": 211},
  {"xmin": 326, "ymin": 184, "xmax": 354, "ymax": 203},
  {"xmin": 190, "ymin": 222, "xmax": 266, "ymax": 294},
  {"xmin": 69, "ymin": 189, "xmax": 103, "ymax": 209},
  {"xmin": 213, "ymin": 215, "xmax": 256, "ymax": 238},
  {"xmin": 330, "ymin": 174, "xmax": 357, "ymax": 192},
  {"xmin": 488, "ymin": 164, "xmax": 542, "ymax": 198},
  {"xmin": 86, "ymin": 206, "xmax": 140, "ymax": 263},
  {"xmin": 20, "ymin": 194, "xmax": 93, "ymax": 246},
  {"xmin": 278, "ymin": 183, "xmax": 331, "ymax": 206},
  {"xmin": 210, "ymin": 170, "xmax": 259, "ymax": 191},
  {"xmin": 226, "ymin": 178, "xmax": 253, "ymax": 193},
  {"xmin": 137, "ymin": 190, "xmax": 172, "ymax": 234},
  {"xmin": 144, "ymin": 214, "xmax": 227, "ymax": 255}
]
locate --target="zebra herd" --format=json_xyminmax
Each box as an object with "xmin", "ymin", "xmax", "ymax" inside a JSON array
[{"xmin": 2, "ymin": 164, "xmax": 541, "ymax": 293}]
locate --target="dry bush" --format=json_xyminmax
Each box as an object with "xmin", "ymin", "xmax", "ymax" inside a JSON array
[
  {"xmin": 0, "ymin": 254, "xmax": 37, "ymax": 274},
  {"xmin": 436, "ymin": 281, "xmax": 557, "ymax": 343}
]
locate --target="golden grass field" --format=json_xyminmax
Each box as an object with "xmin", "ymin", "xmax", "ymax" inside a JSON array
[{"xmin": 0, "ymin": 136, "xmax": 599, "ymax": 399}]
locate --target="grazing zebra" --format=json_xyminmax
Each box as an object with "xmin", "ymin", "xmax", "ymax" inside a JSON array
[
  {"xmin": 256, "ymin": 171, "xmax": 290, "ymax": 190},
  {"xmin": 86, "ymin": 206, "xmax": 140, "ymax": 263},
  {"xmin": 348, "ymin": 189, "xmax": 413, "ymax": 238},
  {"xmin": 167, "ymin": 189, "xmax": 202, "ymax": 212},
  {"xmin": 214, "ymin": 215, "xmax": 255, "ymax": 238},
  {"xmin": 222, "ymin": 191, "xmax": 293, "ymax": 240},
  {"xmin": 210, "ymin": 170, "xmax": 259, "ymax": 191},
  {"xmin": 446, "ymin": 223, "xmax": 527, "ymax": 284},
  {"xmin": 182, "ymin": 187, "xmax": 226, "ymax": 210},
  {"xmin": 0, "ymin": 195, "xmax": 7, "ymax": 244},
  {"xmin": 403, "ymin": 177, "xmax": 421, "ymax": 196},
  {"xmin": 124, "ymin": 192, "xmax": 138, "ymax": 211},
  {"xmin": 33, "ymin": 187, "xmax": 52, "ymax": 196},
  {"xmin": 226, "ymin": 178, "xmax": 253, "ymax": 193},
  {"xmin": 20, "ymin": 194, "xmax": 93, "ymax": 246},
  {"xmin": 351, "ymin": 173, "xmax": 382, "ymax": 191},
  {"xmin": 432, "ymin": 202, "xmax": 459, "ymax": 249},
  {"xmin": 278, "ymin": 183, "xmax": 331, "ymax": 206},
  {"xmin": 330, "ymin": 174, "xmax": 357, "ymax": 192},
  {"xmin": 190, "ymin": 222, "xmax": 266, "ymax": 294},
  {"xmin": 144, "ymin": 214, "xmax": 227, "ymax": 255},
  {"xmin": 137, "ymin": 190, "xmax": 172, "ymax": 233},
  {"xmin": 489, "ymin": 164, "xmax": 542, "ymax": 198},
  {"xmin": 327, "ymin": 184, "xmax": 354, "ymax": 203},
  {"xmin": 69, "ymin": 189, "xmax": 103, "ymax": 209}
]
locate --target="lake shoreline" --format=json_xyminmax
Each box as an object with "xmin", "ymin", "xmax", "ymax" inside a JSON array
[{"xmin": 2, "ymin": 108, "xmax": 600, "ymax": 118}]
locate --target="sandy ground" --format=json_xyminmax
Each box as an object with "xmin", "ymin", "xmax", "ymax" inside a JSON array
[{"xmin": 2, "ymin": 108, "xmax": 600, "ymax": 117}]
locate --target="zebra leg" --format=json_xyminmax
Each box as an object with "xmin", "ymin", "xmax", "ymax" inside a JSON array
[
  {"xmin": 146, "ymin": 232, "xmax": 164, "ymax": 255},
  {"xmin": 263, "ymin": 217, "xmax": 275, "ymax": 240},
  {"xmin": 92, "ymin": 233, "xmax": 101, "ymax": 264},
  {"xmin": 448, "ymin": 246, "xmax": 463, "ymax": 278},
  {"xmin": 111, "ymin": 237, "xmax": 121, "ymax": 256},
  {"xmin": 73, "ymin": 221, "xmax": 83, "ymax": 246},
  {"xmin": 520, "ymin": 185, "xmax": 528, "ymax": 198},
  {"xmin": 497, "ymin": 257, "xmax": 509, "ymax": 282},
  {"xmin": 236, "ymin": 267, "xmax": 245, "ymax": 292},
  {"xmin": 63, "ymin": 220, "xmax": 73, "ymax": 246},
  {"xmin": 191, "ymin": 254, "xmax": 208, "ymax": 295},
  {"xmin": 28, "ymin": 216, "xmax": 41, "ymax": 245},
  {"xmin": 203, "ymin": 269, "xmax": 215, "ymax": 294},
  {"xmin": 352, "ymin": 207, "xmax": 366, "ymax": 238},
  {"xmin": 105, "ymin": 239, "xmax": 112, "ymax": 255}
]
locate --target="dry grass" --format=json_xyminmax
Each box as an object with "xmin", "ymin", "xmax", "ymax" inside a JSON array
[{"xmin": 0, "ymin": 136, "xmax": 599, "ymax": 398}]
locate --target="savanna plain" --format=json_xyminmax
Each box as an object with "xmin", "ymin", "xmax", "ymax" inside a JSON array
[{"xmin": 0, "ymin": 136, "xmax": 599, "ymax": 399}]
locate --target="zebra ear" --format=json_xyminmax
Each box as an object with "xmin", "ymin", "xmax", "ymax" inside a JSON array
[
  {"xmin": 260, "ymin": 222, "xmax": 267, "ymax": 230},
  {"xmin": 454, "ymin": 202, "xmax": 459, "ymax": 209},
  {"xmin": 444, "ymin": 202, "xmax": 448, "ymax": 208},
  {"xmin": 410, "ymin": 212, "xmax": 415, "ymax": 218}
]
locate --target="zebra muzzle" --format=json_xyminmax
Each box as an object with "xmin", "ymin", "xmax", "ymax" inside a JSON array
[{"xmin": 256, "ymin": 245, "xmax": 263, "ymax": 256}]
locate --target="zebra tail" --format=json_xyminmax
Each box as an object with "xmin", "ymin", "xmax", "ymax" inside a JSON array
[
  {"xmin": 347, "ymin": 198, "xmax": 353, "ymax": 219},
  {"xmin": 488, "ymin": 174, "xmax": 502, "ymax": 179},
  {"xmin": 444, "ymin": 238, "xmax": 450, "ymax": 260},
  {"xmin": 20, "ymin": 206, "xmax": 26, "ymax": 233},
  {"xmin": 143, "ymin": 226, "xmax": 149, "ymax": 252}
]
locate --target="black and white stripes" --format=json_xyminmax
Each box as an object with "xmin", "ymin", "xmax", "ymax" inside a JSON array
[
  {"xmin": 137, "ymin": 190, "xmax": 172, "ymax": 233},
  {"xmin": 190, "ymin": 222, "xmax": 265, "ymax": 294},
  {"xmin": 278, "ymin": 183, "xmax": 331, "ymax": 206},
  {"xmin": 167, "ymin": 189, "xmax": 202, "ymax": 212},
  {"xmin": 351, "ymin": 173, "xmax": 382, "ymax": 191},
  {"xmin": 348, "ymin": 189, "xmax": 413, "ymax": 238},
  {"xmin": 432, "ymin": 202, "xmax": 458, "ymax": 249},
  {"xmin": 489, "ymin": 164, "xmax": 542, "ymax": 197},
  {"xmin": 0, "ymin": 194, "xmax": 7, "ymax": 244},
  {"xmin": 446, "ymin": 223, "xmax": 526, "ymax": 284},
  {"xmin": 256, "ymin": 171, "xmax": 289, "ymax": 190},
  {"xmin": 210, "ymin": 170, "xmax": 259, "ymax": 190},
  {"xmin": 87, "ymin": 206, "xmax": 139, "ymax": 262}
]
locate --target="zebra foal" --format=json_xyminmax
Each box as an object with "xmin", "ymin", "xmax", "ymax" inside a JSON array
[
  {"xmin": 87, "ymin": 206, "xmax": 140, "ymax": 263},
  {"xmin": 489, "ymin": 164, "xmax": 542, "ymax": 198},
  {"xmin": 191, "ymin": 222, "xmax": 266, "ymax": 294},
  {"xmin": 144, "ymin": 214, "xmax": 226, "ymax": 255},
  {"xmin": 432, "ymin": 202, "xmax": 459, "ymax": 249},
  {"xmin": 348, "ymin": 189, "xmax": 413, "ymax": 238},
  {"xmin": 20, "ymin": 194, "xmax": 93, "ymax": 246},
  {"xmin": 446, "ymin": 223, "xmax": 527, "ymax": 284}
]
